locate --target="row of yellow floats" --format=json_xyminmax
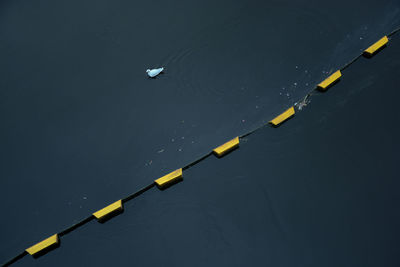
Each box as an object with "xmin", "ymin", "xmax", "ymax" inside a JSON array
[
  {"xmin": 269, "ymin": 35, "xmax": 389, "ymax": 127},
  {"xmin": 24, "ymin": 35, "xmax": 390, "ymax": 259}
]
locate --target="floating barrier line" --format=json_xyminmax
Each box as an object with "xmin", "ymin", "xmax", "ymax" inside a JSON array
[
  {"xmin": 58, "ymin": 215, "xmax": 95, "ymax": 236},
  {"xmin": 3, "ymin": 26, "xmax": 400, "ymax": 267},
  {"xmin": 213, "ymin": 137, "xmax": 240, "ymax": 157},
  {"xmin": 317, "ymin": 70, "xmax": 342, "ymax": 91},
  {"xmin": 388, "ymin": 26, "xmax": 400, "ymax": 37},
  {"xmin": 364, "ymin": 36, "xmax": 389, "ymax": 56},
  {"xmin": 243, "ymin": 30, "xmax": 384, "ymax": 137},
  {"xmin": 25, "ymin": 234, "xmax": 59, "ymax": 256},
  {"xmin": 93, "ymin": 200, "xmax": 123, "ymax": 221},
  {"xmin": 122, "ymin": 183, "xmax": 156, "ymax": 203},
  {"xmin": 269, "ymin": 107, "xmax": 295, "ymax": 126},
  {"xmin": 340, "ymin": 54, "xmax": 362, "ymax": 71},
  {"xmin": 155, "ymin": 169, "xmax": 183, "ymax": 189},
  {"xmin": 2, "ymin": 251, "xmax": 27, "ymax": 267},
  {"xmin": 292, "ymin": 30, "xmax": 396, "ymax": 116},
  {"xmin": 182, "ymin": 152, "xmax": 213, "ymax": 171}
]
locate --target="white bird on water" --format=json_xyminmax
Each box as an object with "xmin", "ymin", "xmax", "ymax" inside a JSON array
[{"xmin": 146, "ymin": 67, "xmax": 164, "ymax": 78}]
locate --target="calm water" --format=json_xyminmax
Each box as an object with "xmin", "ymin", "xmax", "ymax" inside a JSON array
[{"xmin": 1, "ymin": 0, "xmax": 400, "ymax": 266}]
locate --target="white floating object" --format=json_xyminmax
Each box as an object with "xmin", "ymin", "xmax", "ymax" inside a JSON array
[{"xmin": 146, "ymin": 67, "xmax": 164, "ymax": 78}]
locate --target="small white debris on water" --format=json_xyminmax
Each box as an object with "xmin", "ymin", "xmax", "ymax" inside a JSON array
[
  {"xmin": 157, "ymin": 149, "xmax": 164, "ymax": 153},
  {"xmin": 83, "ymin": 196, "xmax": 87, "ymax": 200},
  {"xmin": 297, "ymin": 96, "xmax": 310, "ymax": 110},
  {"xmin": 146, "ymin": 67, "xmax": 164, "ymax": 78}
]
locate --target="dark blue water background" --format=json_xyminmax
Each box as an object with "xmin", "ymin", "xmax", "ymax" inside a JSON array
[{"xmin": 1, "ymin": 0, "xmax": 400, "ymax": 265}]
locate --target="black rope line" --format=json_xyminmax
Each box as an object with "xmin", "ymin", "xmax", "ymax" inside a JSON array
[
  {"xmin": 388, "ymin": 26, "xmax": 400, "ymax": 37},
  {"xmin": 3, "ymin": 26, "xmax": 400, "ymax": 267},
  {"xmin": 2, "ymin": 251, "xmax": 28, "ymax": 267},
  {"xmin": 182, "ymin": 152, "xmax": 213, "ymax": 171},
  {"xmin": 122, "ymin": 183, "xmax": 156, "ymax": 203},
  {"xmin": 58, "ymin": 215, "xmax": 95, "ymax": 237}
]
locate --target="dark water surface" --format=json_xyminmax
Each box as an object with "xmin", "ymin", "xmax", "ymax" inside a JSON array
[
  {"xmin": 9, "ymin": 30, "xmax": 400, "ymax": 267},
  {"xmin": 1, "ymin": 0, "xmax": 400, "ymax": 265}
]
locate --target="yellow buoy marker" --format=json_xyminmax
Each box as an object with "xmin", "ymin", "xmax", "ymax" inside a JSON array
[
  {"xmin": 269, "ymin": 106, "xmax": 295, "ymax": 126},
  {"xmin": 93, "ymin": 199, "xmax": 123, "ymax": 221},
  {"xmin": 155, "ymin": 168, "xmax": 183, "ymax": 189},
  {"xmin": 317, "ymin": 70, "xmax": 342, "ymax": 91},
  {"xmin": 26, "ymin": 234, "xmax": 59, "ymax": 256},
  {"xmin": 364, "ymin": 36, "xmax": 388, "ymax": 56},
  {"xmin": 213, "ymin": 137, "xmax": 240, "ymax": 157}
]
